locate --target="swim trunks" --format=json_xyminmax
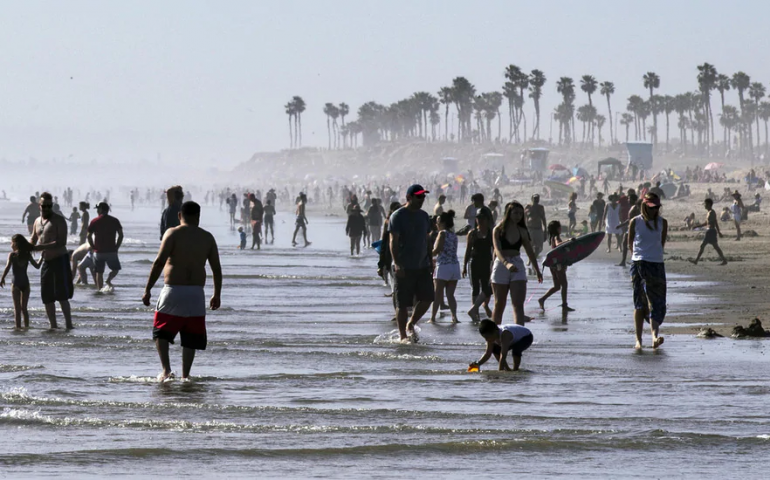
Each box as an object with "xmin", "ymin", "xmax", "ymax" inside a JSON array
[
  {"xmin": 630, "ymin": 260, "xmax": 666, "ymax": 325},
  {"xmin": 94, "ymin": 252, "xmax": 121, "ymax": 273},
  {"xmin": 702, "ymin": 228, "xmax": 718, "ymax": 247},
  {"xmin": 152, "ymin": 285, "xmax": 207, "ymax": 350},
  {"xmin": 41, "ymin": 254, "xmax": 74, "ymax": 304}
]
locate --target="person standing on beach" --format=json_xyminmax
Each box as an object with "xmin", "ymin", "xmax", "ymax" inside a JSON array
[
  {"xmin": 263, "ymin": 200, "xmax": 276, "ymax": 244},
  {"xmin": 434, "ymin": 195, "xmax": 446, "ymax": 216},
  {"xmin": 604, "ymin": 194, "xmax": 622, "ymax": 252},
  {"xmin": 628, "ymin": 192, "xmax": 667, "ymax": 350},
  {"xmin": 87, "ymin": 202, "xmax": 124, "ymax": 291},
  {"xmin": 567, "ymin": 192, "xmax": 578, "ymax": 236},
  {"xmin": 689, "ymin": 198, "xmax": 728, "ymax": 266},
  {"xmin": 462, "ymin": 208, "xmax": 494, "ymax": 322},
  {"xmin": 429, "ymin": 210, "xmax": 460, "ymax": 324},
  {"xmin": 143, "ymin": 201, "xmax": 222, "ymax": 382},
  {"xmin": 617, "ymin": 193, "xmax": 639, "ymax": 266},
  {"xmin": 389, "ymin": 184, "xmax": 433, "ymax": 341},
  {"xmin": 249, "ymin": 193, "xmax": 264, "ymax": 250},
  {"xmin": 590, "ymin": 193, "xmax": 606, "ymax": 232},
  {"xmin": 525, "ymin": 194, "xmax": 547, "ymax": 259},
  {"xmin": 731, "ymin": 191, "xmax": 744, "ymax": 241},
  {"xmin": 30, "ymin": 192, "xmax": 74, "ymax": 329},
  {"xmin": 345, "ymin": 205, "xmax": 366, "ymax": 256}
]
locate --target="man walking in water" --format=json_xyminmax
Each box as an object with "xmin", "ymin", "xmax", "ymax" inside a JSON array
[
  {"xmin": 87, "ymin": 202, "xmax": 124, "ymax": 291},
  {"xmin": 22, "ymin": 196, "xmax": 39, "ymax": 235},
  {"xmin": 142, "ymin": 202, "xmax": 222, "ymax": 381},
  {"xmin": 389, "ymin": 184, "xmax": 433, "ymax": 342},
  {"xmin": 31, "ymin": 192, "xmax": 74, "ymax": 329}
]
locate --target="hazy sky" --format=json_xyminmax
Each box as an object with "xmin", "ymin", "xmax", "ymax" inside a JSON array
[{"xmin": 1, "ymin": 0, "xmax": 769, "ymax": 167}]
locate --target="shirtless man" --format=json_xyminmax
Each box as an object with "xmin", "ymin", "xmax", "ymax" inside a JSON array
[
  {"xmin": 30, "ymin": 192, "xmax": 74, "ymax": 329},
  {"xmin": 525, "ymin": 194, "xmax": 547, "ymax": 258},
  {"xmin": 142, "ymin": 201, "xmax": 222, "ymax": 381},
  {"xmin": 689, "ymin": 198, "xmax": 728, "ymax": 266},
  {"xmin": 434, "ymin": 195, "xmax": 446, "ymax": 216},
  {"xmin": 22, "ymin": 196, "xmax": 39, "ymax": 235}
]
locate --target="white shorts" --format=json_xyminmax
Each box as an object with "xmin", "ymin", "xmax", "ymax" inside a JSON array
[
  {"xmin": 491, "ymin": 256, "xmax": 527, "ymax": 284},
  {"xmin": 434, "ymin": 263, "xmax": 461, "ymax": 281}
]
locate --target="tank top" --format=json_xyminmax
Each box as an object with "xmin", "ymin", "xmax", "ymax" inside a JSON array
[
  {"xmin": 499, "ymin": 227, "xmax": 523, "ymax": 251},
  {"xmin": 470, "ymin": 228, "xmax": 493, "ymax": 264},
  {"xmin": 436, "ymin": 231, "xmax": 459, "ymax": 265},
  {"xmin": 501, "ymin": 325, "xmax": 532, "ymax": 345},
  {"xmin": 631, "ymin": 216, "xmax": 664, "ymax": 263}
]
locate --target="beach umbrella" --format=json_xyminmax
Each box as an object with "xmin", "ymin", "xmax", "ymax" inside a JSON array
[
  {"xmin": 572, "ymin": 167, "xmax": 589, "ymax": 178},
  {"xmin": 704, "ymin": 162, "xmax": 724, "ymax": 171},
  {"xmin": 549, "ymin": 164, "xmax": 567, "ymax": 171}
]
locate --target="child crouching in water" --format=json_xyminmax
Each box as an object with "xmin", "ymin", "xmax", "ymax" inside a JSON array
[
  {"xmin": 538, "ymin": 221, "xmax": 574, "ymax": 312},
  {"xmin": 469, "ymin": 319, "xmax": 533, "ymax": 371},
  {"xmin": 0, "ymin": 234, "xmax": 41, "ymax": 329}
]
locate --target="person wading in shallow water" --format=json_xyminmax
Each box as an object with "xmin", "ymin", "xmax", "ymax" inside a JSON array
[
  {"xmin": 31, "ymin": 192, "xmax": 74, "ymax": 329},
  {"xmin": 389, "ymin": 185, "xmax": 433, "ymax": 342},
  {"xmin": 292, "ymin": 192, "xmax": 311, "ymax": 247},
  {"xmin": 143, "ymin": 202, "xmax": 222, "ymax": 382},
  {"xmin": 628, "ymin": 192, "xmax": 667, "ymax": 350}
]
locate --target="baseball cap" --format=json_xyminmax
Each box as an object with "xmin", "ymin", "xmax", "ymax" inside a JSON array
[
  {"xmin": 643, "ymin": 193, "xmax": 661, "ymax": 207},
  {"xmin": 96, "ymin": 201, "xmax": 110, "ymax": 212},
  {"xmin": 406, "ymin": 184, "xmax": 429, "ymax": 196}
]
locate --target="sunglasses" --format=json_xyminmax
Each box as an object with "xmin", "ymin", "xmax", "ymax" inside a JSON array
[{"xmin": 414, "ymin": 194, "xmax": 426, "ymax": 199}]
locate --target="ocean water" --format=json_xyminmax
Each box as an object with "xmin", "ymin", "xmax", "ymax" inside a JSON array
[{"xmin": 0, "ymin": 201, "xmax": 768, "ymax": 479}]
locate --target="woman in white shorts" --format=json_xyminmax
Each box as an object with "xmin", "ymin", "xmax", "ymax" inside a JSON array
[
  {"xmin": 430, "ymin": 210, "xmax": 461, "ymax": 323},
  {"xmin": 491, "ymin": 202, "xmax": 543, "ymax": 325}
]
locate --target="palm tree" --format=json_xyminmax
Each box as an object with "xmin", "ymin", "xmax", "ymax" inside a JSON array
[
  {"xmin": 749, "ymin": 82, "xmax": 766, "ymax": 152},
  {"xmin": 715, "ymin": 74, "xmax": 731, "ymax": 147},
  {"xmin": 451, "ymin": 77, "xmax": 476, "ymax": 142},
  {"xmin": 620, "ymin": 113, "xmax": 634, "ymax": 143},
  {"xmin": 483, "ymin": 91, "xmax": 503, "ymax": 141},
  {"xmin": 732, "ymin": 72, "xmax": 751, "ymax": 156},
  {"xmin": 759, "ymin": 101, "xmax": 770, "ymax": 156},
  {"xmin": 627, "ymin": 95, "xmax": 644, "ymax": 140},
  {"xmin": 429, "ymin": 105, "xmax": 440, "ymax": 142},
  {"xmin": 502, "ymin": 81, "xmax": 518, "ymax": 142},
  {"xmin": 600, "ymin": 81, "xmax": 615, "ymax": 144},
  {"xmin": 643, "ymin": 72, "xmax": 660, "ymax": 145},
  {"xmin": 662, "ymin": 95, "xmax": 674, "ymax": 152},
  {"xmin": 596, "ymin": 114, "xmax": 606, "ymax": 146},
  {"xmin": 323, "ymin": 103, "xmax": 335, "ymax": 149},
  {"xmin": 284, "ymin": 100, "xmax": 295, "ymax": 148},
  {"xmin": 556, "ymin": 77, "xmax": 575, "ymax": 145},
  {"xmin": 580, "ymin": 75, "xmax": 598, "ymax": 143},
  {"xmin": 438, "ymin": 87, "xmax": 453, "ymax": 141},
  {"xmin": 720, "ymin": 105, "xmax": 740, "ymax": 151},
  {"xmin": 291, "ymin": 96, "xmax": 306, "ymax": 147},
  {"xmin": 529, "ymin": 69, "xmax": 546, "ymax": 140},
  {"xmin": 338, "ymin": 103, "xmax": 350, "ymax": 148},
  {"xmin": 697, "ymin": 63, "xmax": 717, "ymax": 152}
]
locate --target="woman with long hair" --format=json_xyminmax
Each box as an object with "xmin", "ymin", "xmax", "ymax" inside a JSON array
[
  {"xmin": 628, "ymin": 193, "xmax": 667, "ymax": 350},
  {"xmin": 491, "ymin": 202, "xmax": 543, "ymax": 325},
  {"xmin": 567, "ymin": 192, "xmax": 578, "ymax": 236},
  {"xmin": 78, "ymin": 202, "xmax": 90, "ymax": 245}
]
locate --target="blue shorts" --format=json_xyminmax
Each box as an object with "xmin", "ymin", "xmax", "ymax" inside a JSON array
[{"xmin": 630, "ymin": 261, "xmax": 666, "ymax": 324}]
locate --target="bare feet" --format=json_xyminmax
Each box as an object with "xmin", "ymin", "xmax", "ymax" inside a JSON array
[
  {"xmin": 617, "ymin": 261, "xmax": 626, "ymax": 267},
  {"xmin": 451, "ymin": 317, "xmax": 460, "ymax": 324},
  {"xmin": 561, "ymin": 305, "xmax": 575, "ymax": 312},
  {"xmin": 688, "ymin": 259, "xmax": 698, "ymax": 265},
  {"xmin": 538, "ymin": 298, "xmax": 545, "ymax": 311},
  {"xmin": 720, "ymin": 260, "xmax": 728, "ymax": 265},
  {"xmin": 157, "ymin": 371, "xmax": 175, "ymax": 383},
  {"xmin": 634, "ymin": 341, "xmax": 642, "ymax": 350},
  {"xmin": 484, "ymin": 306, "xmax": 493, "ymax": 318},
  {"xmin": 427, "ymin": 318, "xmax": 436, "ymax": 324},
  {"xmin": 653, "ymin": 336, "xmax": 665, "ymax": 349},
  {"xmin": 467, "ymin": 309, "xmax": 480, "ymax": 322}
]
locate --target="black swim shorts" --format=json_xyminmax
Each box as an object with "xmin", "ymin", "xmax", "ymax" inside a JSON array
[
  {"xmin": 393, "ymin": 267, "xmax": 434, "ymax": 309},
  {"xmin": 41, "ymin": 254, "xmax": 74, "ymax": 304}
]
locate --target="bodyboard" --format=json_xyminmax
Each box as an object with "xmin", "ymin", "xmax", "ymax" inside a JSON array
[{"xmin": 542, "ymin": 231, "xmax": 605, "ymax": 268}]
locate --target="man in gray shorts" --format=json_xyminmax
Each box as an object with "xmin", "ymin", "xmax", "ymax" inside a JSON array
[
  {"xmin": 87, "ymin": 202, "xmax": 124, "ymax": 290},
  {"xmin": 389, "ymin": 184, "xmax": 433, "ymax": 342}
]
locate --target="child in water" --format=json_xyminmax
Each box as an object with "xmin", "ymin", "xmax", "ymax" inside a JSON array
[
  {"xmin": 469, "ymin": 319, "xmax": 533, "ymax": 371},
  {"xmin": 238, "ymin": 227, "xmax": 247, "ymax": 250},
  {"xmin": 0, "ymin": 234, "xmax": 41, "ymax": 329},
  {"xmin": 579, "ymin": 220, "xmax": 589, "ymax": 235},
  {"xmin": 538, "ymin": 221, "xmax": 575, "ymax": 312}
]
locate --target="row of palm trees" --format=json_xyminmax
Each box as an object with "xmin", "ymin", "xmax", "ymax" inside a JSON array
[{"xmin": 284, "ymin": 63, "xmax": 770, "ymax": 158}]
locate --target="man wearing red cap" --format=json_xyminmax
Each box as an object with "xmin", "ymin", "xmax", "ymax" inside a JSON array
[{"xmin": 389, "ymin": 184, "xmax": 433, "ymax": 342}]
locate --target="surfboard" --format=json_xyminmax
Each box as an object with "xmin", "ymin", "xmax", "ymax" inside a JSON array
[{"xmin": 542, "ymin": 231, "xmax": 605, "ymax": 268}]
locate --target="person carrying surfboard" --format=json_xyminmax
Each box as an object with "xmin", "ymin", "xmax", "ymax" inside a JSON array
[
  {"xmin": 538, "ymin": 221, "xmax": 574, "ymax": 312},
  {"xmin": 628, "ymin": 192, "xmax": 667, "ymax": 350},
  {"xmin": 490, "ymin": 202, "xmax": 543, "ymax": 326}
]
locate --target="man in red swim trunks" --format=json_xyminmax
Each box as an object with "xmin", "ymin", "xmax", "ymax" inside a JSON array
[{"xmin": 142, "ymin": 201, "xmax": 222, "ymax": 381}]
